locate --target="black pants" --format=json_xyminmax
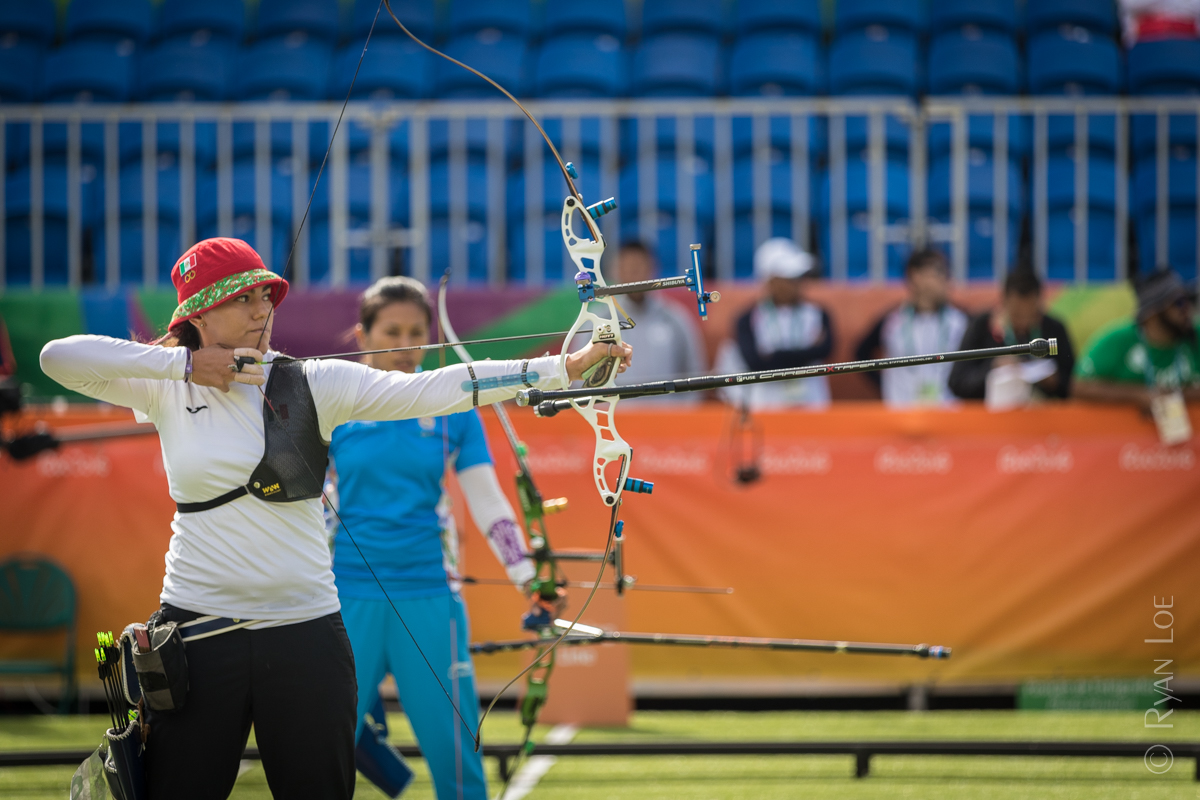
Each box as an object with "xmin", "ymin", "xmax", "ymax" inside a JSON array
[{"xmin": 143, "ymin": 605, "xmax": 357, "ymax": 800}]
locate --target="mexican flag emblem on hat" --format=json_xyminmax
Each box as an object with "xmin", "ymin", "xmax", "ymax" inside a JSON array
[{"xmin": 168, "ymin": 238, "xmax": 289, "ymax": 331}]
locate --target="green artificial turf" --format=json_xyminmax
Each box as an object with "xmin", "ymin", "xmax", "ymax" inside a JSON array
[{"xmin": 1, "ymin": 710, "xmax": 1195, "ymax": 799}]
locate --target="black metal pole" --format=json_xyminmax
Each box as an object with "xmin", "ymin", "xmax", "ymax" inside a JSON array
[{"xmin": 517, "ymin": 338, "xmax": 1058, "ymax": 409}]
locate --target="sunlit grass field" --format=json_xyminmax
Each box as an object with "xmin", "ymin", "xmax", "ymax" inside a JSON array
[{"xmin": 2, "ymin": 710, "xmax": 1196, "ymax": 799}]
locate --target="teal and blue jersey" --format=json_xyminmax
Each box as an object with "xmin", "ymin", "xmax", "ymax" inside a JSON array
[{"xmin": 328, "ymin": 409, "xmax": 493, "ymax": 600}]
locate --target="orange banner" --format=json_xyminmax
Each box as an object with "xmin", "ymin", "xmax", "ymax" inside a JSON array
[{"xmin": 2, "ymin": 403, "xmax": 1197, "ymax": 694}]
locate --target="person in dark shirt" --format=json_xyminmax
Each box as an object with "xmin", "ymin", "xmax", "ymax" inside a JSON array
[
  {"xmin": 716, "ymin": 238, "xmax": 834, "ymax": 409},
  {"xmin": 948, "ymin": 267, "xmax": 1076, "ymax": 401},
  {"xmin": 855, "ymin": 248, "xmax": 969, "ymax": 407}
]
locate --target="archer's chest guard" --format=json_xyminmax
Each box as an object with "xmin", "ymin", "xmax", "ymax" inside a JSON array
[
  {"xmin": 247, "ymin": 356, "xmax": 328, "ymax": 502},
  {"xmin": 176, "ymin": 357, "xmax": 328, "ymax": 513}
]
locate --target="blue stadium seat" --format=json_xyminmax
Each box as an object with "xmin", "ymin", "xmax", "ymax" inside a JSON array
[
  {"xmin": 1024, "ymin": 0, "xmax": 1118, "ymax": 38},
  {"xmin": 928, "ymin": 29, "xmax": 1020, "ymax": 94},
  {"xmin": 90, "ymin": 161, "xmax": 183, "ymax": 285},
  {"xmin": 732, "ymin": 156, "xmax": 814, "ymax": 277},
  {"xmin": 352, "ymin": 0, "xmax": 434, "ymax": 41},
  {"xmin": 928, "ymin": 152, "xmax": 1025, "ymax": 280},
  {"xmin": 1137, "ymin": 151, "xmax": 1195, "ymax": 280},
  {"xmin": 332, "ymin": 37, "xmax": 430, "ymax": 99},
  {"xmin": 929, "ymin": 0, "xmax": 1018, "ymax": 36},
  {"xmin": 447, "ymin": 0, "xmax": 531, "ymax": 39},
  {"xmin": 735, "ymin": 0, "xmax": 822, "ymax": 37},
  {"xmin": 835, "ymin": 0, "xmax": 925, "ymax": 36},
  {"xmin": 196, "ymin": 160, "xmax": 294, "ymax": 272},
  {"xmin": 640, "ymin": 0, "xmax": 727, "ymax": 39},
  {"xmin": 506, "ymin": 158, "xmax": 603, "ymax": 283},
  {"xmin": 617, "ymin": 157, "xmax": 716, "ymax": 276},
  {"xmin": 730, "ymin": 32, "xmax": 821, "ymax": 96},
  {"xmin": 0, "ymin": 0, "xmax": 57, "ymax": 46},
  {"xmin": 534, "ymin": 34, "xmax": 627, "ymax": 98},
  {"xmin": 434, "ymin": 33, "xmax": 528, "ymax": 98},
  {"xmin": 0, "ymin": 43, "xmax": 43, "ymax": 102},
  {"xmin": 42, "ymin": 40, "xmax": 135, "ymax": 101},
  {"xmin": 829, "ymin": 30, "xmax": 919, "ymax": 95},
  {"xmin": 4, "ymin": 162, "xmax": 104, "ymax": 285},
  {"xmin": 234, "ymin": 38, "xmax": 332, "ymax": 100},
  {"xmin": 425, "ymin": 157, "xmax": 492, "ymax": 282},
  {"xmin": 138, "ymin": 39, "xmax": 231, "ymax": 100},
  {"xmin": 631, "ymin": 33, "xmax": 723, "ymax": 97},
  {"xmin": 816, "ymin": 156, "xmax": 911, "ymax": 279},
  {"xmin": 618, "ymin": 116, "xmax": 717, "ymax": 171},
  {"xmin": 156, "ymin": 0, "xmax": 244, "ymax": 44},
  {"xmin": 308, "ymin": 162, "xmax": 410, "ymax": 284},
  {"xmin": 1043, "ymin": 155, "xmax": 1118, "ymax": 281},
  {"xmin": 1128, "ymin": 39, "xmax": 1200, "ymax": 94},
  {"xmin": 730, "ymin": 117, "xmax": 827, "ymax": 161},
  {"xmin": 1027, "ymin": 28, "xmax": 1121, "ymax": 95},
  {"xmin": 65, "ymin": 0, "xmax": 153, "ymax": 44},
  {"xmin": 542, "ymin": 3, "xmax": 626, "ymax": 40},
  {"xmin": 254, "ymin": 0, "xmax": 340, "ymax": 44}
]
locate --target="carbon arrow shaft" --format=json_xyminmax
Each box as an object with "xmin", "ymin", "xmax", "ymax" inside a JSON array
[{"xmin": 517, "ymin": 338, "xmax": 1058, "ymax": 407}]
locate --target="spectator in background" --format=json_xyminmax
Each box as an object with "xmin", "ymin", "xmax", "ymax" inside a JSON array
[
  {"xmin": 854, "ymin": 248, "xmax": 968, "ymax": 407},
  {"xmin": 603, "ymin": 242, "xmax": 707, "ymax": 406},
  {"xmin": 948, "ymin": 266, "xmax": 1076, "ymax": 406},
  {"xmin": 1075, "ymin": 268, "xmax": 1199, "ymax": 415},
  {"xmin": 1121, "ymin": 0, "xmax": 1200, "ymax": 44},
  {"xmin": 714, "ymin": 238, "xmax": 833, "ymax": 410}
]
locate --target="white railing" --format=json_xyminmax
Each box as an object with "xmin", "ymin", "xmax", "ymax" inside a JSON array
[{"xmin": 1, "ymin": 96, "xmax": 1197, "ymax": 291}]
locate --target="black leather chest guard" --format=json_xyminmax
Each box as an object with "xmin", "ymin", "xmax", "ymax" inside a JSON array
[
  {"xmin": 175, "ymin": 356, "xmax": 329, "ymax": 513},
  {"xmin": 247, "ymin": 356, "xmax": 329, "ymax": 503}
]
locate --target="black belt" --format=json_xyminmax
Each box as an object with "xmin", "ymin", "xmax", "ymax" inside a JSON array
[{"xmin": 176, "ymin": 486, "xmax": 248, "ymax": 514}]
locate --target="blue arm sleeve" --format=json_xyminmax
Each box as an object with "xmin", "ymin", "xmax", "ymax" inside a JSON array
[{"xmin": 452, "ymin": 409, "xmax": 494, "ymax": 472}]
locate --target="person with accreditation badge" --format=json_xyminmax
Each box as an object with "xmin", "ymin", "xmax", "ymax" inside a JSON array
[{"xmin": 39, "ymin": 237, "xmax": 631, "ymax": 800}]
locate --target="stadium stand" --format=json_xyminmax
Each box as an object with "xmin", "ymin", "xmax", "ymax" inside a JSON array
[
  {"xmin": 534, "ymin": 33, "xmax": 628, "ymax": 98},
  {"xmin": 732, "ymin": 156, "xmax": 812, "ymax": 276},
  {"xmin": 0, "ymin": 0, "xmax": 58, "ymax": 47},
  {"xmin": 1045, "ymin": 154, "xmax": 1118, "ymax": 281},
  {"xmin": 639, "ymin": 0, "xmax": 728, "ymax": 40},
  {"xmin": 196, "ymin": 160, "xmax": 294, "ymax": 272},
  {"xmin": 928, "ymin": 0, "xmax": 1018, "ymax": 37},
  {"xmin": 542, "ymin": 2, "xmax": 627, "ymax": 41},
  {"xmin": 332, "ymin": 36, "xmax": 431, "ymax": 100},
  {"xmin": 233, "ymin": 37, "xmax": 332, "ymax": 101},
  {"xmin": 729, "ymin": 31, "xmax": 822, "ymax": 97},
  {"xmin": 138, "ymin": 38, "xmax": 231, "ymax": 101},
  {"xmin": 735, "ymin": 0, "xmax": 823, "ymax": 38},
  {"xmin": 1024, "ymin": 0, "xmax": 1119, "ymax": 38},
  {"xmin": 90, "ymin": 161, "xmax": 182, "ymax": 285},
  {"xmin": 447, "ymin": 0, "xmax": 531, "ymax": 40},
  {"xmin": 631, "ymin": 33, "xmax": 724, "ymax": 97},
  {"xmin": 1133, "ymin": 153, "xmax": 1199, "ymax": 280},
  {"xmin": 834, "ymin": 0, "xmax": 926, "ymax": 36},
  {"xmin": 816, "ymin": 156, "xmax": 911, "ymax": 279},
  {"xmin": 154, "ymin": 0, "xmax": 245, "ymax": 46},
  {"xmin": 352, "ymin": 0, "xmax": 435, "ymax": 42},
  {"xmin": 434, "ymin": 32, "xmax": 528, "ymax": 98},
  {"xmin": 506, "ymin": 157, "xmax": 603, "ymax": 283},
  {"xmin": 253, "ymin": 0, "xmax": 341, "ymax": 45},
  {"xmin": 64, "ymin": 0, "xmax": 152, "ymax": 45},
  {"xmin": 928, "ymin": 151, "xmax": 1025, "ymax": 280},
  {"xmin": 41, "ymin": 39, "xmax": 135, "ymax": 102},
  {"xmin": 309, "ymin": 162, "xmax": 410, "ymax": 284},
  {"xmin": 0, "ymin": 42, "xmax": 43, "ymax": 103},
  {"xmin": 4, "ymin": 162, "xmax": 96, "ymax": 286},
  {"xmin": 619, "ymin": 157, "xmax": 716, "ymax": 275}
]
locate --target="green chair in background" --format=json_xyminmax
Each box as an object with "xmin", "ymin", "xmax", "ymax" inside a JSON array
[{"xmin": 0, "ymin": 554, "xmax": 77, "ymax": 713}]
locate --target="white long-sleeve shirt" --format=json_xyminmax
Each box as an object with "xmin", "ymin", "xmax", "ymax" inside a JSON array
[{"xmin": 40, "ymin": 335, "xmax": 565, "ymax": 624}]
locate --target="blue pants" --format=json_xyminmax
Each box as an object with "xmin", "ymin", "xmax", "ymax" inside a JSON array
[{"xmin": 341, "ymin": 592, "xmax": 487, "ymax": 800}]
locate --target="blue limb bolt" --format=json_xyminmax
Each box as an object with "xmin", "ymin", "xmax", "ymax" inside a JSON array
[
  {"xmin": 623, "ymin": 477, "xmax": 654, "ymax": 494},
  {"xmin": 613, "ymin": 520, "xmax": 625, "ymax": 539},
  {"xmin": 521, "ymin": 605, "xmax": 552, "ymax": 632},
  {"xmin": 575, "ymin": 270, "xmax": 596, "ymax": 302},
  {"xmin": 587, "ymin": 198, "xmax": 617, "ymax": 220},
  {"xmin": 565, "ymin": 161, "xmax": 578, "ymax": 180}
]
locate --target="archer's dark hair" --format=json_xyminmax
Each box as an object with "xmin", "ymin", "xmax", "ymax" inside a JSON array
[
  {"xmin": 359, "ymin": 276, "xmax": 432, "ymax": 331},
  {"xmin": 904, "ymin": 247, "xmax": 949, "ymax": 278},
  {"xmin": 1004, "ymin": 264, "xmax": 1042, "ymax": 297},
  {"xmin": 153, "ymin": 323, "xmax": 201, "ymax": 351}
]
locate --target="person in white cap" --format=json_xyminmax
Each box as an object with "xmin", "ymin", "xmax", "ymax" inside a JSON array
[{"xmin": 714, "ymin": 238, "xmax": 834, "ymax": 409}]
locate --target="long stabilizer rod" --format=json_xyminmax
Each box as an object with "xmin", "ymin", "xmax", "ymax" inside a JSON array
[
  {"xmin": 517, "ymin": 338, "xmax": 1058, "ymax": 412},
  {"xmin": 471, "ymin": 620, "xmax": 951, "ymax": 659}
]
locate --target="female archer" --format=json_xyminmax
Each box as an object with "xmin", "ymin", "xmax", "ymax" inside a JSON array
[
  {"xmin": 329, "ymin": 276, "xmax": 547, "ymax": 800},
  {"xmin": 39, "ymin": 237, "xmax": 630, "ymax": 800}
]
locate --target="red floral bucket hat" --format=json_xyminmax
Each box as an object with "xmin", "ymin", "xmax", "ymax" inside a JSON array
[{"xmin": 168, "ymin": 238, "xmax": 289, "ymax": 331}]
